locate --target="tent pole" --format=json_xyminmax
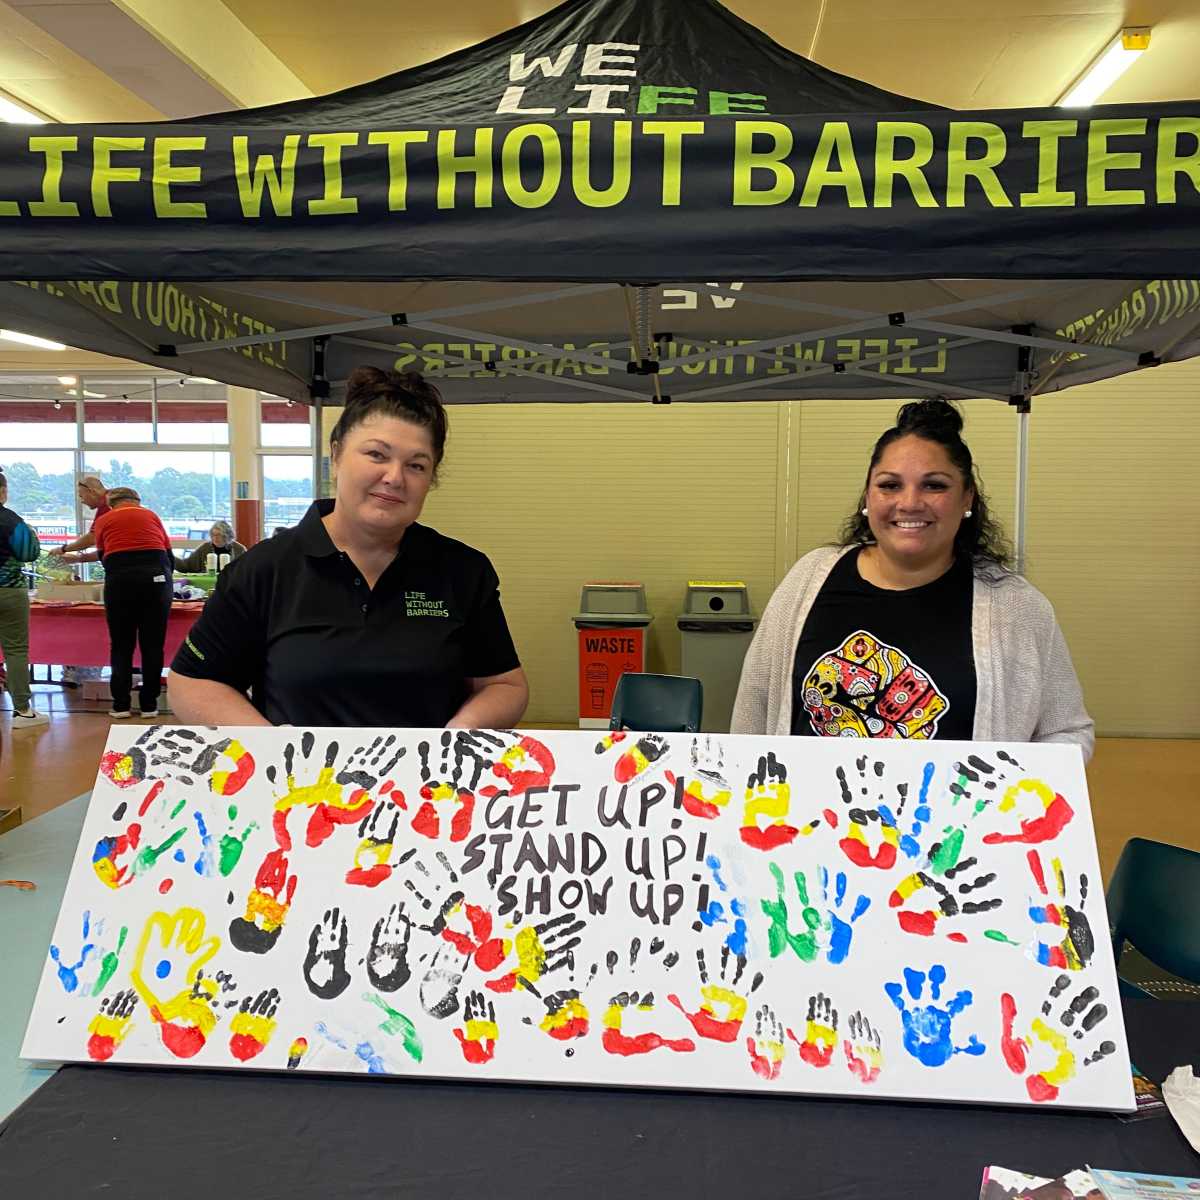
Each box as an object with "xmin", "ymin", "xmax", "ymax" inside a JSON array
[
  {"xmin": 312, "ymin": 394, "xmax": 323, "ymax": 502},
  {"xmin": 1015, "ymin": 409, "xmax": 1029, "ymax": 575}
]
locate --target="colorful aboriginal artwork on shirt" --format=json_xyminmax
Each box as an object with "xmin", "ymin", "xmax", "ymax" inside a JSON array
[
  {"xmin": 22, "ymin": 726, "xmax": 1130, "ymax": 1111},
  {"xmin": 801, "ymin": 630, "xmax": 949, "ymax": 739}
]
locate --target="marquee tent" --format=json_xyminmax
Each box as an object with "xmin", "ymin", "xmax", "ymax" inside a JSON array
[{"xmin": 0, "ymin": 0, "xmax": 1196, "ymax": 410}]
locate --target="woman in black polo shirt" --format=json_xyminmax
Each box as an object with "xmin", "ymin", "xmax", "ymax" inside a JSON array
[{"xmin": 168, "ymin": 369, "xmax": 528, "ymax": 728}]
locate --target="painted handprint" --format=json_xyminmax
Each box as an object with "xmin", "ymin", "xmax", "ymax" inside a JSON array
[
  {"xmin": 599, "ymin": 938, "xmax": 694, "ymax": 1057},
  {"xmin": 1024, "ymin": 850, "xmax": 1094, "ymax": 970},
  {"xmin": 86, "ymin": 988, "xmax": 138, "ymax": 1061},
  {"xmin": 50, "ymin": 911, "xmax": 96, "ymax": 995},
  {"xmin": 667, "ymin": 946, "xmax": 762, "ymax": 1043},
  {"xmin": 346, "ymin": 800, "xmax": 409, "ymax": 888},
  {"xmin": 746, "ymin": 1003, "xmax": 786, "ymax": 1080},
  {"xmin": 594, "ymin": 730, "xmax": 671, "ymax": 784},
  {"xmin": 414, "ymin": 731, "xmax": 496, "ymax": 842},
  {"xmin": 302, "ymin": 907, "xmax": 352, "ymax": 1000},
  {"xmin": 366, "ymin": 902, "xmax": 413, "ymax": 992},
  {"xmin": 129, "ymin": 906, "xmax": 222, "ymax": 1059},
  {"xmin": 695, "ymin": 853, "xmax": 749, "ymax": 955},
  {"xmin": 93, "ymin": 780, "xmax": 186, "ymax": 889},
  {"xmin": 191, "ymin": 804, "xmax": 257, "ymax": 879},
  {"xmin": 888, "ymin": 855, "xmax": 1003, "ymax": 942},
  {"xmin": 228, "ymin": 847, "xmax": 298, "ymax": 955},
  {"xmin": 364, "ymin": 992, "xmax": 423, "ymax": 1063},
  {"xmin": 787, "ymin": 992, "xmax": 839, "ymax": 1067},
  {"xmin": 740, "ymin": 752, "xmax": 798, "ymax": 850},
  {"xmin": 485, "ymin": 731, "xmax": 556, "ymax": 797},
  {"xmin": 983, "ymin": 776, "xmax": 1074, "ymax": 846},
  {"xmin": 665, "ymin": 736, "xmax": 731, "ymax": 820},
  {"xmin": 1000, "ymin": 975, "xmax": 1116, "ymax": 1101},
  {"xmin": 830, "ymin": 757, "xmax": 933, "ymax": 870},
  {"xmin": 760, "ymin": 864, "xmax": 870, "ymax": 965},
  {"xmin": 843, "ymin": 1010, "xmax": 884, "ymax": 1083},
  {"xmin": 228, "ymin": 988, "xmax": 280, "ymax": 1061},
  {"xmin": 100, "ymin": 728, "xmax": 256, "ymax": 796},
  {"xmin": 454, "ymin": 990, "xmax": 499, "ymax": 1064},
  {"xmin": 885, "ymin": 964, "xmax": 986, "ymax": 1067},
  {"xmin": 268, "ymin": 734, "xmax": 401, "ymax": 851}
]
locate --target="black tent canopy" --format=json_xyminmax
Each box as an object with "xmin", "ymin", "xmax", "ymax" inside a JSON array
[{"xmin": 0, "ymin": 0, "xmax": 1196, "ymax": 408}]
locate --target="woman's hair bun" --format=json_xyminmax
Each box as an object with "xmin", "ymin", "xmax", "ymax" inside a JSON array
[{"xmin": 894, "ymin": 399, "xmax": 964, "ymax": 438}]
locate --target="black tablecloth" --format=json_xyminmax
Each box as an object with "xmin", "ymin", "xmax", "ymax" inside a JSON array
[{"xmin": 1, "ymin": 999, "xmax": 1196, "ymax": 1199}]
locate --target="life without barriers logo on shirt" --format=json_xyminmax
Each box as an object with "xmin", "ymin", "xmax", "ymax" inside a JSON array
[
  {"xmin": 404, "ymin": 591, "xmax": 450, "ymax": 618},
  {"xmin": 801, "ymin": 629, "xmax": 948, "ymax": 739}
]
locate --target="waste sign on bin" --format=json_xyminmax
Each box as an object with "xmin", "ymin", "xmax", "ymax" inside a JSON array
[
  {"xmin": 573, "ymin": 582, "xmax": 652, "ymax": 728},
  {"xmin": 678, "ymin": 580, "xmax": 757, "ymax": 733}
]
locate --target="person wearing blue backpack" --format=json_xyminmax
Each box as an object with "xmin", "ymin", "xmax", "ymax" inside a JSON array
[{"xmin": 0, "ymin": 468, "xmax": 48, "ymax": 729}]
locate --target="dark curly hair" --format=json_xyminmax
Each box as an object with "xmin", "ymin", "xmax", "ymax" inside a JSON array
[
  {"xmin": 839, "ymin": 400, "xmax": 1012, "ymax": 571},
  {"xmin": 330, "ymin": 367, "xmax": 449, "ymax": 481}
]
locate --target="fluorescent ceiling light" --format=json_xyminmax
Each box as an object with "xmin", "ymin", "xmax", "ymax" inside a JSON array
[
  {"xmin": 192, "ymin": 377, "xmax": 219, "ymax": 385},
  {"xmin": 1058, "ymin": 27, "xmax": 1150, "ymax": 107},
  {"xmin": 83, "ymin": 389, "xmax": 107, "ymax": 398},
  {"xmin": 0, "ymin": 329, "xmax": 65, "ymax": 350},
  {"xmin": 0, "ymin": 94, "xmax": 47, "ymax": 124},
  {"xmin": 57, "ymin": 375, "xmax": 77, "ymax": 386}
]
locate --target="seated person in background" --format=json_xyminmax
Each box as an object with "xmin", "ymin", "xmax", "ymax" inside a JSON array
[
  {"xmin": 68, "ymin": 487, "xmax": 174, "ymax": 719},
  {"xmin": 169, "ymin": 367, "xmax": 529, "ymax": 729},
  {"xmin": 732, "ymin": 400, "xmax": 1093, "ymax": 760},
  {"xmin": 175, "ymin": 520, "xmax": 247, "ymax": 573}
]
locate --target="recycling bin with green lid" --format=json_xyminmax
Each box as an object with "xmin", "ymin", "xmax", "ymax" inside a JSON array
[
  {"xmin": 677, "ymin": 580, "xmax": 757, "ymax": 733},
  {"xmin": 573, "ymin": 581, "xmax": 653, "ymax": 729}
]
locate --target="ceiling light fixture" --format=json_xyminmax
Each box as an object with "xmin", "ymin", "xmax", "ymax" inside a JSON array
[
  {"xmin": 57, "ymin": 375, "xmax": 77, "ymax": 386},
  {"xmin": 0, "ymin": 329, "xmax": 65, "ymax": 350},
  {"xmin": 1058, "ymin": 27, "xmax": 1151, "ymax": 107},
  {"xmin": 83, "ymin": 389, "xmax": 107, "ymax": 398},
  {"xmin": 0, "ymin": 93, "xmax": 47, "ymax": 124}
]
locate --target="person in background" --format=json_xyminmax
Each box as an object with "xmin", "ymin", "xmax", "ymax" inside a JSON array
[
  {"xmin": 56, "ymin": 474, "xmax": 110, "ymax": 558},
  {"xmin": 74, "ymin": 487, "xmax": 174, "ymax": 720},
  {"xmin": 0, "ymin": 469, "xmax": 48, "ymax": 728},
  {"xmin": 169, "ymin": 367, "xmax": 528, "ymax": 728},
  {"xmin": 175, "ymin": 520, "xmax": 247, "ymax": 573},
  {"xmin": 53, "ymin": 474, "xmax": 110, "ymax": 688},
  {"xmin": 732, "ymin": 400, "xmax": 1093, "ymax": 759}
]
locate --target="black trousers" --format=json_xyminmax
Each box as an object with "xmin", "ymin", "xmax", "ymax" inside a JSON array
[{"xmin": 103, "ymin": 557, "xmax": 173, "ymax": 712}]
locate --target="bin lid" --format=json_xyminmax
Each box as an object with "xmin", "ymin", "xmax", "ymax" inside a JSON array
[
  {"xmin": 574, "ymin": 615, "xmax": 654, "ymax": 627},
  {"xmin": 577, "ymin": 581, "xmax": 649, "ymax": 617},
  {"xmin": 680, "ymin": 580, "xmax": 753, "ymax": 618}
]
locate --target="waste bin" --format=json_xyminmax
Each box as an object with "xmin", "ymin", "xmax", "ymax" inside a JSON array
[
  {"xmin": 677, "ymin": 580, "xmax": 757, "ymax": 733},
  {"xmin": 573, "ymin": 582, "xmax": 652, "ymax": 729}
]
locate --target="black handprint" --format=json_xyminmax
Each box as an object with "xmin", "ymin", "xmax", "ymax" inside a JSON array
[
  {"xmin": 366, "ymin": 903, "xmax": 413, "ymax": 992},
  {"xmin": 302, "ymin": 908, "xmax": 351, "ymax": 1000}
]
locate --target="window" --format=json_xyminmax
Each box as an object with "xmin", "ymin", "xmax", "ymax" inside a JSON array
[
  {"xmin": 261, "ymin": 454, "xmax": 313, "ymax": 534},
  {"xmin": 260, "ymin": 397, "xmax": 312, "ymax": 448},
  {"xmin": 0, "ymin": 450, "xmax": 79, "ymax": 546}
]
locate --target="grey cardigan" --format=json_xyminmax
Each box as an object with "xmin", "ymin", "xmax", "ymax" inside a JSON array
[{"xmin": 730, "ymin": 546, "xmax": 1094, "ymax": 762}]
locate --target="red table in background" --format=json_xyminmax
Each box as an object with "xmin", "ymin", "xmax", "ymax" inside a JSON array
[{"xmin": 25, "ymin": 601, "xmax": 205, "ymax": 668}]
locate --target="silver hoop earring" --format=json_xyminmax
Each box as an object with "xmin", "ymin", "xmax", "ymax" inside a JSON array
[
  {"xmin": 964, "ymin": 509, "xmax": 973, "ymax": 518},
  {"xmin": 861, "ymin": 508, "xmax": 868, "ymax": 516}
]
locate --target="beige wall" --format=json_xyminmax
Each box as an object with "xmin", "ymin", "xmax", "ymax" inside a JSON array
[{"xmin": 324, "ymin": 360, "xmax": 1200, "ymax": 735}]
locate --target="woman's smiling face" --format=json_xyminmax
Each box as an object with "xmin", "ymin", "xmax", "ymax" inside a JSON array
[
  {"xmin": 332, "ymin": 412, "xmax": 437, "ymax": 538},
  {"xmin": 864, "ymin": 434, "xmax": 974, "ymax": 571}
]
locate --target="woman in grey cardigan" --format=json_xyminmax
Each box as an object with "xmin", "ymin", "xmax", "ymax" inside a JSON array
[
  {"xmin": 732, "ymin": 401, "xmax": 1093, "ymax": 761},
  {"xmin": 175, "ymin": 520, "xmax": 247, "ymax": 573}
]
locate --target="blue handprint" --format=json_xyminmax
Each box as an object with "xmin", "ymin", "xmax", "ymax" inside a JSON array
[
  {"xmin": 696, "ymin": 854, "xmax": 749, "ymax": 957},
  {"xmin": 884, "ymin": 964, "xmax": 985, "ymax": 1067},
  {"xmin": 821, "ymin": 868, "xmax": 871, "ymax": 964},
  {"xmin": 876, "ymin": 761, "xmax": 934, "ymax": 862},
  {"xmin": 49, "ymin": 910, "xmax": 97, "ymax": 994}
]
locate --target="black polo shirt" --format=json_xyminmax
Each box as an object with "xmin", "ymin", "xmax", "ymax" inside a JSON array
[{"xmin": 170, "ymin": 500, "xmax": 520, "ymax": 727}]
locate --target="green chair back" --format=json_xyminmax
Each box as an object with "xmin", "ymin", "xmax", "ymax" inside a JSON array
[
  {"xmin": 1106, "ymin": 837, "xmax": 1200, "ymax": 995},
  {"xmin": 609, "ymin": 673, "xmax": 703, "ymax": 734}
]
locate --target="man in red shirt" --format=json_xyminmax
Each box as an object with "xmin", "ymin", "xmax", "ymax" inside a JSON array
[
  {"xmin": 88, "ymin": 488, "xmax": 174, "ymax": 718},
  {"xmin": 57, "ymin": 475, "xmax": 110, "ymax": 557}
]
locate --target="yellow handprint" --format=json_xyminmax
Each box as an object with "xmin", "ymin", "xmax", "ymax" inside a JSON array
[{"xmin": 130, "ymin": 907, "xmax": 221, "ymax": 1059}]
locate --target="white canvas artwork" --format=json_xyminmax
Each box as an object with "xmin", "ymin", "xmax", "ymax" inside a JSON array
[{"xmin": 22, "ymin": 725, "xmax": 1133, "ymax": 1110}]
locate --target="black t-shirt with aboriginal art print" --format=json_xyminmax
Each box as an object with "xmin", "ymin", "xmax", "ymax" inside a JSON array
[{"xmin": 791, "ymin": 548, "xmax": 976, "ymax": 740}]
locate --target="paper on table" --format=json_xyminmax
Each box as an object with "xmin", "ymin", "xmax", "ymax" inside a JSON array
[{"xmin": 1162, "ymin": 1065, "xmax": 1200, "ymax": 1154}]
